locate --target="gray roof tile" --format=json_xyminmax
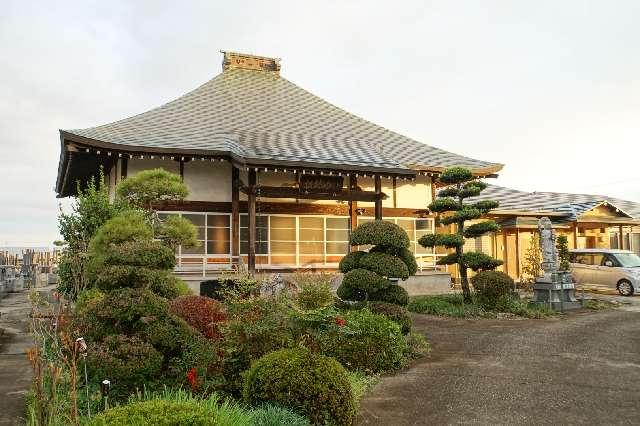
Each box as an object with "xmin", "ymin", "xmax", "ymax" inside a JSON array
[
  {"xmin": 472, "ymin": 185, "xmax": 640, "ymax": 220},
  {"xmin": 63, "ymin": 68, "xmax": 501, "ymax": 174}
]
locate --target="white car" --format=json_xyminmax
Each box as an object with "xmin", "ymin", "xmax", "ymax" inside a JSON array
[{"xmin": 570, "ymin": 249, "xmax": 640, "ymax": 296}]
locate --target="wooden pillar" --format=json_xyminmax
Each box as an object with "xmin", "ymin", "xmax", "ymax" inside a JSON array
[
  {"xmin": 374, "ymin": 175, "xmax": 382, "ymax": 220},
  {"xmin": 619, "ymin": 225, "xmax": 624, "ymax": 249},
  {"xmin": 515, "ymin": 229, "xmax": 521, "ymax": 279},
  {"xmin": 247, "ymin": 169, "xmax": 257, "ymax": 273},
  {"xmin": 179, "ymin": 158, "xmax": 185, "ymax": 181},
  {"xmin": 348, "ymin": 174, "xmax": 357, "ymax": 252},
  {"xmin": 231, "ymin": 166, "xmax": 240, "ymax": 259},
  {"xmin": 392, "ymin": 177, "xmax": 397, "ymax": 208},
  {"xmin": 572, "ymin": 223, "xmax": 578, "ymax": 249},
  {"xmin": 121, "ymin": 157, "xmax": 128, "ymax": 180},
  {"xmin": 502, "ymin": 230, "xmax": 508, "ymax": 274}
]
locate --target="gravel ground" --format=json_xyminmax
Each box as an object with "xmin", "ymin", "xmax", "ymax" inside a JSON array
[{"xmin": 358, "ymin": 296, "xmax": 640, "ymax": 425}]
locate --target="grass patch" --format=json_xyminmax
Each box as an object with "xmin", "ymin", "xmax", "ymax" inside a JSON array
[
  {"xmin": 408, "ymin": 294, "xmax": 485, "ymax": 318},
  {"xmin": 408, "ymin": 294, "xmax": 554, "ymax": 319},
  {"xmin": 348, "ymin": 371, "xmax": 379, "ymax": 409},
  {"xmin": 84, "ymin": 388, "xmax": 310, "ymax": 426},
  {"xmin": 585, "ymin": 299, "xmax": 617, "ymax": 310}
]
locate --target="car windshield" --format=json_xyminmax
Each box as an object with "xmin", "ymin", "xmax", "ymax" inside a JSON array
[{"xmin": 612, "ymin": 253, "xmax": 640, "ymax": 268}]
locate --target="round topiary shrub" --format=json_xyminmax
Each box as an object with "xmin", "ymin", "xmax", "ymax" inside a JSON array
[
  {"xmin": 368, "ymin": 301, "xmax": 412, "ymax": 334},
  {"xmin": 243, "ymin": 348, "xmax": 356, "ymax": 426},
  {"xmin": 350, "ymin": 220, "xmax": 410, "ymax": 249},
  {"xmin": 341, "ymin": 268, "xmax": 389, "ymax": 294},
  {"xmin": 93, "ymin": 265, "xmax": 179, "ymax": 296},
  {"xmin": 219, "ymin": 297, "xmax": 295, "ymax": 396},
  {"xmin": 336, "ymin": 283, "xmax": 367, "ymax": 302},
  {"xmin": 370, "ymin": 284, "xmax": 410, "ymax": 307},
  {"xmin": 338, "ymin": 221, "xmax": 415, "ymax": 308},
  {"xmin": 87, "ymin": 399, "xmax": 213, "ymax": 425},
  {"xmin": 359, "ymin": 251, "xmax": 409, "ymax": 279},
  {"xmin": 338, "ymin": 250, "xmax": 366, "ymax": 273},
  {"xmin": 471, "ymin": 270, "xmax": 514, "ymax": 310},
  {"xmin": 102, "ymin": 240, "xmax": 176, "ymax": 269},
  {"xmin": 369, "ymin": 245, "xmax": 418, "ymax": 276},
  {"xmin": 86, "ymin": 335, "xmax": 163, "ymax": 399},
  {"xmin": 169, "ymin": 295, "xmax": 227, "ymax": 339},
  {"xmin": 318, "ymin": 308, "xmax": 408, "ymax": 372}
]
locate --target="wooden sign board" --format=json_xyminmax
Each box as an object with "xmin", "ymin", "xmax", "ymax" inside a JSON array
[{"xmin": 299, "ymin": 175, "xmax": 344, "ymax": 193}]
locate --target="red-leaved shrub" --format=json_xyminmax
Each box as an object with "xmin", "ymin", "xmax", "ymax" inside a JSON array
[{"xmin": 169, "ymin": 295, "xmax": 227, "ymax": 339}]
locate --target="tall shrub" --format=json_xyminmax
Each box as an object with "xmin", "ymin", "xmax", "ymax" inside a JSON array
[
  {"xmin": 418, "ymin": 167, "xmax": 502, "ymax": 302},
  {"xmin": 86, "ymin": 211, "xmax": 182, "ymax": 298},
  {"xmin": 521, "ymin": 234, "xmax": 542, "ymax": 286},
  {"xmin": 115, "ymin": 168, "xmax": 198, "ymax": 250},
  {"xmin": 337, "ymin": 221, "xmax": 416, "ymax": 306},
  {"xmin": 57, "ymin": 170, "xmax": 125, "ymax": 299},
  {"xmin": 556, "ymin": 235, "xmax": 571, "ymax": 271}
]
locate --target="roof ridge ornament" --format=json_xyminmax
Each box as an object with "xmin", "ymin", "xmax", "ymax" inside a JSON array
[{"xmin": 221, "ymin": 50, "xmax": 281, "ymax": 74}]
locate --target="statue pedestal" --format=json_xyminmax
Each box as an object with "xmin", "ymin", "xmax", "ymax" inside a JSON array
[{"xmin": 533, "ymin": 271, "xmax": 582, "ymax": 311}]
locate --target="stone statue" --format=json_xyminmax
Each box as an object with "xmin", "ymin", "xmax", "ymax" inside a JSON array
[
  {"xmin": 538, "ymin": 217, "xmax": 558, "ymax": 274},
  {"xmin": 532, "ymin": 217, "xmax": 581, "ymax": 310}
]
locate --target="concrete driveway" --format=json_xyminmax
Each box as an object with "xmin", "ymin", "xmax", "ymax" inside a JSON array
[
  {"xmin": 0, "ymin": 290, "xmax": 33, "ymax": 425},
  {"xmin": 358, "ymin": 297, "xmax": 640, "ymax": 425}
]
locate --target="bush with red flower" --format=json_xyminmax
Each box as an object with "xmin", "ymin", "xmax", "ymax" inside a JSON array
[
  {"xmin": 169, "ymin": 295, "xmax": 227, "ymax": 340},
  {"xmin": 186, "ymin": 367, "xmax": 198, "ymax": 392}
]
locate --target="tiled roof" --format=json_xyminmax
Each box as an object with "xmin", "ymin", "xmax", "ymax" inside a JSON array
[
  {"xmin": 62, "ymin": 62, "xmax": 501, "ymax": 175},
  {"xmin": 472, "ymin": 185, "xmax": 640, "ymax": 220}
]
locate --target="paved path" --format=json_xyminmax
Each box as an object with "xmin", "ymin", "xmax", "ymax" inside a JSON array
[
  {"xmin": 359, "ymin": 298, "xmax": 640, "ymax": 425},
  {"xmin": 0, "ymin": 290, "xmax": 33, "ymax": 425}
]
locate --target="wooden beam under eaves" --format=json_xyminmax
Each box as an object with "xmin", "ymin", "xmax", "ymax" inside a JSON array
[{"xmin": 241, "ymin": 185, "xmax": 386, "ymax": 203}]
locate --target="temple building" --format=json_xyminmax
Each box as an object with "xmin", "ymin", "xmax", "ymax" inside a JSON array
[{"xmin": 55, "ymin": 51, "xmax": 502, "ymax": 275}]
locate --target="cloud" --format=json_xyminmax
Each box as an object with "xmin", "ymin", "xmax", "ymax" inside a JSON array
[{"xmin": 1, "ymin": 0, "xmax": 638, "ymax": 245}]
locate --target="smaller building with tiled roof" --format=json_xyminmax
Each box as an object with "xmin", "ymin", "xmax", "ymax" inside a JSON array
[{"xmin": 461, "ymin": 184, "xmax": 640, "ymax": 281}]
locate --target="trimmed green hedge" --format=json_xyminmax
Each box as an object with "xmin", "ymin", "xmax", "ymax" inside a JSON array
[
  {"xmin": 341, "ymin": 268, "xmax": 389, "ymax": 293},
  {"xmin": 463, "ymin": 221, "xmax": 500, "ymax": 239},
  {"xmin": 461, "ymin": 251, "xmax": 503, "ymax": 271},
  {"xmin": 243, "ymin": 348, "xmax": 356, "ymax": 425},
  {"xmin": 101, "ymin": 240, "xmax": 176, "ymax": 269},
  {"xmin": 338, "ymin": 250, "xmax": 366, "ymax": 273},
  {"xmin": 350, "ymin": 220, "xmax": 409, "ymax": 249},
  {"xmin": 93, "ymin": 265, "xmax": 180, "ymax": 298},
  {"xmin": 370, "ymin": 284, "xmax": 410, "ymax": 306},
  {"xmin": 318, "ymin": 309, "xmax": 408, "ymax": 372},
  {"xmin": 86, "ymin": 335, "xmax": 163, "ymax": 400},
  {"xmin": 87, "ymin": 399, "xmax": 213, "ymax": 425},
  {"xmin": 472, "ymin": 200, "xmax": 499, "ymax": 213},
  {"xmin": 369, "ymin": 301, "xmax": 412, "ymax": 334},
  {"xmin": 471, "ymin": 270, "xmax": 514, "ymax": 310},
  {"xmin": 369, "ymin": 246, "xmax": 418, "ymax": 276},
  {"xmin": 427, "ymin": 197, "xmax": 459, "ymax": 213},
  {"xmin": 440, "ymin": 208, "xmax": 482, "ymax": 225},
  {"xmin": 336, "ymin": 283, "xmax": 367, "ymax": 302},
  {"xmin": 359, "ymin": 252, "xmax": 409, "ymax": 279},
  {"xmin": 438, "ymin": 167, "xmax": 473, "ymax": 185},
  {"xmin": 418, "ymin": 233, "xmax": 464, "ymax": 249}
]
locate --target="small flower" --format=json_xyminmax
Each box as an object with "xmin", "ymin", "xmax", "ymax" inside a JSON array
[
  {"xmin": 335, "ymin": 317, "xmax": 346, "ymax": 327},
  {"xmin": 186, "ymin": 367, "xmax": 198, "ymax": 391}
]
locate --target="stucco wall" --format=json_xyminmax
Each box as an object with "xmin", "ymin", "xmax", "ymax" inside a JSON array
[
  {"xmin": 184, "ymin": 161, "xmax": 231, "ymax": 202},
  {"xmin": 120, "ymin": 160, "xmax": 433, "ymax": 208},
  {"xmin": 128, "ymin": 158, "xmax": 180, "ymax": 176}
]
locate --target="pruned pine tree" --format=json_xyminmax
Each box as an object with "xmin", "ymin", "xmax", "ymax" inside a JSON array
[{"xmin": 418, "ymin": 167, "xmax": 502, "ymax": 302}]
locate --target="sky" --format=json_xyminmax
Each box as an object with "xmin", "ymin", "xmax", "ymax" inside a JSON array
[{"xmin": 0, "ymin": 0, "xmax": 639, "ymax": 246}]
